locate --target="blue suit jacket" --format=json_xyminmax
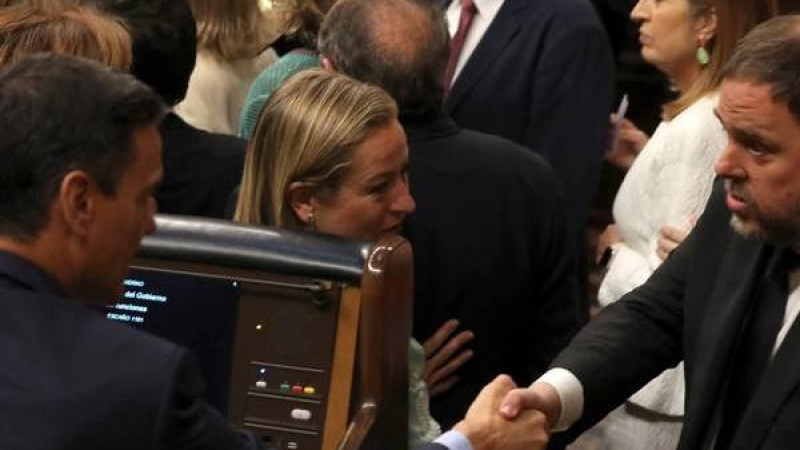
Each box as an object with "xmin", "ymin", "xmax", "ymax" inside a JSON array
[
  {"xmin": 443, "ymin": 0, "xmax": 615, "ymax": 226},
  {"xmin": 0, "ymin": 251, "xmax": 262, "ymax": 450}
]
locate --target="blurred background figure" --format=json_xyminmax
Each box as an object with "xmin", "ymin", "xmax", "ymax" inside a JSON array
[
  {"xmin": 582, "ymin": 0, "xmax": 783, "ymax": 449},
  {"xmin": 0, "ymin": 1, "xmax": 130, "ymax": 70},
  {"xmin": 82, "ymin": 0, "xmax": 247, "ymax": 219},
  {"xmin": 174, "ymin": 0, "xmax": 278, "ymax": 135},
  {"xmin": 238, "ymin": 0, "xmax": 333, "ymax": 139}
]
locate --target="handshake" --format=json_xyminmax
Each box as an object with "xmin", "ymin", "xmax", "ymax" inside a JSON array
[{"xmin": 451, "ymin": 376, "xmax": 562, "ymax": 450}]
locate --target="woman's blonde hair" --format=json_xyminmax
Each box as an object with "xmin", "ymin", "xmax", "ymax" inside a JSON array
[
  {"xmin": 0, "ymin": 3, "xmax": 132, "ymax": 71},
  {"xmin": 663, "ymin": 0, "xmax": 780, "ymax": 119},
  {"xmin": 188, "ymin": 0, "xmax": 276, "ymax": 60},
  {"xmin": 234, "ymin": 69, "xmax": 398, "ymax": 228}
]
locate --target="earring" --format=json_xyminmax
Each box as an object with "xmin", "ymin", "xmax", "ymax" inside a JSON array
[
  {"xmin": 307, "ymin": 211, "xmax": 316, "ymax": 230},
  {"xmin": 696, "ymin": 38, "xmax": 710, "ymax": 66}
]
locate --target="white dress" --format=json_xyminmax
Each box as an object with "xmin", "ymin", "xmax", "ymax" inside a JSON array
[
  {"xmin": 175, "ymin": 49, "xmax": 277, "ymax": 135},
  {"xmin": 571, "ymin": 94, "xmax": 726, "ymax": 450}
]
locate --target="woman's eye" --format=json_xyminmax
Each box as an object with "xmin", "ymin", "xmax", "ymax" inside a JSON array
[{"xmin": 369, "ymin": 181, "xmax": 390, "ymax": 195}]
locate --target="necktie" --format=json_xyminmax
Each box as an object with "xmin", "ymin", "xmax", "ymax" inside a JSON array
[
  {"xmin": 443, "ymin": 0, "xmax": 477, "ymax": 90},
  {"xmin": 714, "ymin": 250, "xmax": 798, "ymax": 449}
]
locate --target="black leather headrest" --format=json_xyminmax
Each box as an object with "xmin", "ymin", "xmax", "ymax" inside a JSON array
[{"xmin": 137, "ymin": 215, "xmax": 372, "ymax": 282}]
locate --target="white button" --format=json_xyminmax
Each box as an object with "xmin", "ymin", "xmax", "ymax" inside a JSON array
[
  {"xmin": 290, "ymin": 408, "xmax": 312, "ymax": 421},
  {"xmin": 255, "ymin": 380, "xmax": 267, "ymax": 389}
]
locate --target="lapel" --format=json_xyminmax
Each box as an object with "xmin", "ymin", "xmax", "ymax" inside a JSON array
[
  {"xmin": 444, "ymin": 0, "xmax": 525, "ymax": 112},
  {"xmin": 680, "ymin": 238, "xmax": 772, "ymax": 450},
  {"xmin": 728, "ymin": 257, "xmax": 800, "ymax": 449}
]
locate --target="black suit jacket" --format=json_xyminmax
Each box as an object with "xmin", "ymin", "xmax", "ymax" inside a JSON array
[
  {"xmin": 442, "ymin": 0, "xmax": 615, "ymax": 225},
  {"xmin": 554, "ymin": 181, "xmax": 800, "ymax": 449},
  {"xmin": 158, "ymin": 113, "xmax": 246, "ymax": 219},
  {"xmin": 0, "ymin": 251, "xmax": 262, "ymax": 450},
  {"xmin": 403, "ymin": 116, "xmax": 583, "ymax": 428}
]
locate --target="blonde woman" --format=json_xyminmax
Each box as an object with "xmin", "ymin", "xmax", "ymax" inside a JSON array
[
  {"xmin": 175, "ymin": 0, "xmax": 278, "ymax": 135},
  {"xmin": 235, "ymin": 69, "xmax": 454, "ymax": 447}
]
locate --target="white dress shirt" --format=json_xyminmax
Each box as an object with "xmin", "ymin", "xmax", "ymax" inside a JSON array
[{"xmin": 445, "ymin": 0, "xmax": 504, "ymax": 83}]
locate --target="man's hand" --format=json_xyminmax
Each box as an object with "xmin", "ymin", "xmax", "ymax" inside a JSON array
[
  {"xmin": 498, "ymin": 382, "xmax": 562, "ymax": 429},
  {"xmin": 454, "ymin": 375, "xmax": 549, "ymax": 450},
  {"xmin": 423, "ymin": 319, "xmax": 474, "ymax": 397}
]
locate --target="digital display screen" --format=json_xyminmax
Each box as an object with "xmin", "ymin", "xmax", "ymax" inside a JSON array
[{"xmin": 107, "ymin": 268, "xmax": 240, "ymax": 414}]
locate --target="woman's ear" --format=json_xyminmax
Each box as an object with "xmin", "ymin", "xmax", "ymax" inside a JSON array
[
  {"xmin": 696, "ymin": 6, "xmax": 717, "ymax": 44},
  {"xmin": 321, "ymin": 56, "xmax": 337, "ymax": 72},
  {"xmin": 286, "ymin": 182, "xmax": 316, "ymax": 226}
]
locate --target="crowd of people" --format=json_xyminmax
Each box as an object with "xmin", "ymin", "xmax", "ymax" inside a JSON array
[{"xmin": 1, "ymin": 0, "xmax": 800, "ymax": 449}]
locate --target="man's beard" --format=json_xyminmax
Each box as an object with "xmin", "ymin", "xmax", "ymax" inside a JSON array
[{"xmin": 727, "ymin": 181, "xmax": 800, "ymax": 247}]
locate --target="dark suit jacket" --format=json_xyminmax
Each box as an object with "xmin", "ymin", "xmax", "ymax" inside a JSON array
[
  {"xmin": 403, "ymin": 116, "xmax": 583, "ymax": 428},
  {"xmin": 554, "ymin": 181, "xmax": 800, "ymax": 449},
  {"xmin": 158, "ymin": 113, "xmax": 246, "ymax": 219},
  {"xmin": 0, "ymin": 251, "xmax": 262, "ymax": 450},
  {"xmin": 443, "ymin": 0, "xmax": 615, "ymax": 225}
]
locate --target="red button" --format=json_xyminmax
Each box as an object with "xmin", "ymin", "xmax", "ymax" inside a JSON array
[{"xmin": 291, "ymin": 385, "xmax": 303, "ymax": 394}]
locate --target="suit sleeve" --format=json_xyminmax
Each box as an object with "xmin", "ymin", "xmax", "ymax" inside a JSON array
[
  {"xmin": 156, "ymin": 350, "xmax": 265, "ymax": 450},
  {"xmin": 525, "ymin": 14, "xmax": 615, "ymax": 224},
  {"xmin": 552, "ymin": 202, "xmax": 705, "ymax": 438}
]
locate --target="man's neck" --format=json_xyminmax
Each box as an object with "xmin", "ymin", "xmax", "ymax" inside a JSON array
[{"xmin": 0, "ymin": 236, "xmax": 75, "ymax": 297}]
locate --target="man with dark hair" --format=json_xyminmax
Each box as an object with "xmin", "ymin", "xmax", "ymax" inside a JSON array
[
  {"xmin": 319, "ymin": 0, "xmax": 583, "ymax": 431},
  {"xmin": 500, "ymin": 15, "xmax": 800, "ymax": 450},
  {"xmin": 80, "ymin": 0, "xmax": 246, "ymax": 219},
  {"xmin": 0, "ymin": 53, "xmax": 262, "ymax": 449}
]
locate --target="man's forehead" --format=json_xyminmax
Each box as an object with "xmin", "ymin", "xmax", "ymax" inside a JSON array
[
  {"xmin": 720, "ymin": 78, "xmax": 773, "ymax": 105},
  {"xmin": 717, "ymin": 79, "xmax": 782, "ymax": 125}
]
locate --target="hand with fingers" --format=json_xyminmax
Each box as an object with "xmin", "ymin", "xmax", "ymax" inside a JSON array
[
  {"xmin": 423, "ymin": 319, "xmax": 474, "ymax": 397},
  {"xmin": 454, "ymin": 375, "xmax": 550, "ymax": 450},
  {"xmin": 607, "ymin": 114, "xmax": 648, "ymax": 170},
  {"xmin": 657, "ymin": 224, "xmax": 690, "ymax": 260},
  {"xmin": 498, "ymin": 381, "xmax": 562, "ymax": 430},
  {"xmin": 656, "ymin": 216, "xmax": 697, "ymax": 260}
]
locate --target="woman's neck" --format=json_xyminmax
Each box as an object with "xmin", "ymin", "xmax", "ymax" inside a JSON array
[{"xmin": 669, "ymin": 61, "xmax": 703, "ymax": 94}]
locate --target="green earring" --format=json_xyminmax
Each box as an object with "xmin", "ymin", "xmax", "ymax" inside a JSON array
[{"xmin": 696, "ymin": 46, "xmax": 710, "ymax": 66}]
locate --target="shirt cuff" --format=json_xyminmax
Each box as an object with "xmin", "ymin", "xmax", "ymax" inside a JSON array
[
  {"xmin": 536, "ymin": 368, "xmax": 584, "ymax": 432},
  {"xmin": 434, "ymin": 430, "xmax": 473, "ymax": 450}
]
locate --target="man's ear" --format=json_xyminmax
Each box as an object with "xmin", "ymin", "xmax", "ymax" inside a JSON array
[
  {"xmin": 286, "ymin": 182, "xmax": 316, "ymax": 225},
  {"xmin": 58, "ymin": 170, "xmax": 98, "ymax": 237},
  {"xmin": 321, "ymin": 56, "xmax": 337, "ymax": 72}
]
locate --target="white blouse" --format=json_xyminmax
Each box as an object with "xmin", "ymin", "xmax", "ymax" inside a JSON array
[{"xmin": 598, "ymin": 94, "xmax": 726, "ymax": 415}]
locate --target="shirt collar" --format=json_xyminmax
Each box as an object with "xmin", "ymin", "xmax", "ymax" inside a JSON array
[{"xmin": 449, "ymin": 0, "xmax": 504, "ymax": 16}]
